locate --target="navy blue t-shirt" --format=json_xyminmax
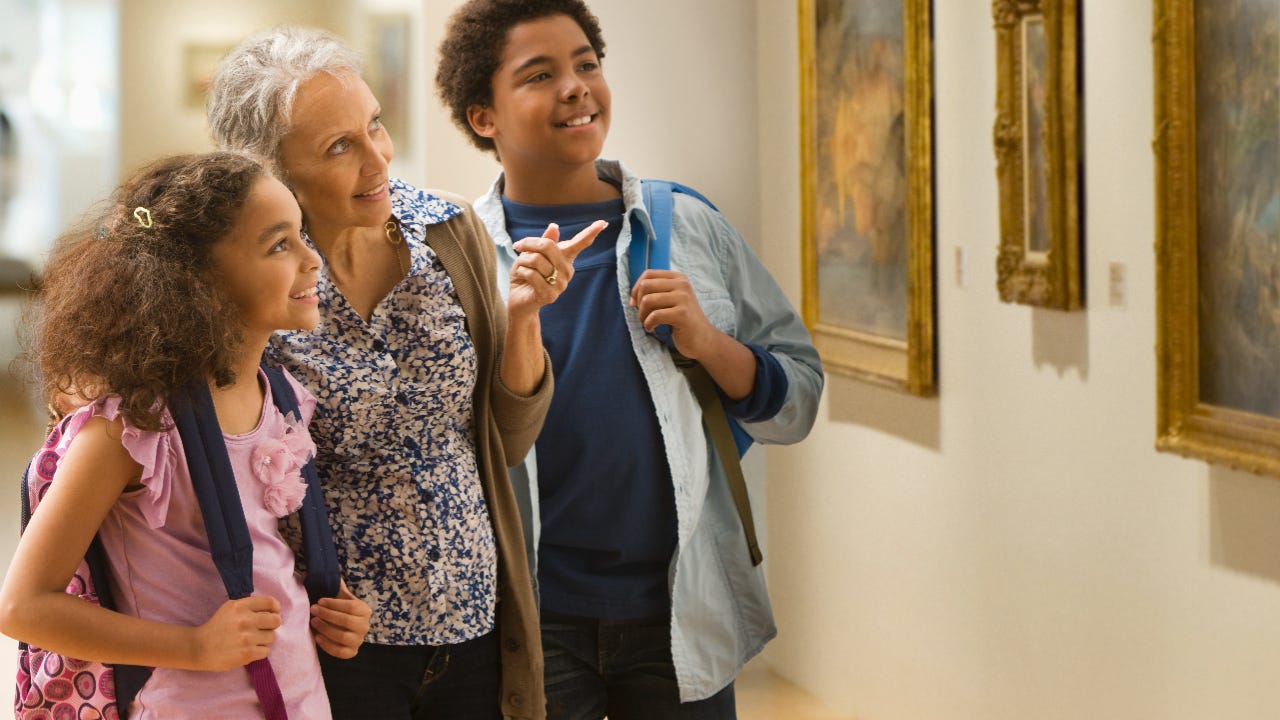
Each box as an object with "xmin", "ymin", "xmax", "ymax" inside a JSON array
[{"xmin": 504, "ymin": 194, "xmax": 677, "ymax": 619}]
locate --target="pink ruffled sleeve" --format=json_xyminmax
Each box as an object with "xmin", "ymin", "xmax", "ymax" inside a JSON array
[
  {"xmin": 63, "ymin": 397, "xmax": 179, "ymax": 529},
  {"xmin": 279, "ymin": 367, "xmax": 317, "ymax": 427}
]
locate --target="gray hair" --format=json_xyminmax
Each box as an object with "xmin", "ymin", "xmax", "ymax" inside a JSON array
[{"xmin": 207, "ymin": 26, "xmax": 363, "ymax": 168}]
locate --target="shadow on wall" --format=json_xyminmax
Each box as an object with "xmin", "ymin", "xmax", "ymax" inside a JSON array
[
  {"xmin": 827, "ymin": 375, "xmax": 940, "ymax": 450},
  {"xmin": 1209, "ymin": 465, "xmax": 1280, "ymax": 585},
  {"xmin": 1031, "ymin": 306, "xmax": 1090, "ymax": 379}
]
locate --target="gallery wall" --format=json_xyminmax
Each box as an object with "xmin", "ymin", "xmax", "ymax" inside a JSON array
[{"xmin": 757, "ymin": 2, "xmax": 1280, "ymax": 719}]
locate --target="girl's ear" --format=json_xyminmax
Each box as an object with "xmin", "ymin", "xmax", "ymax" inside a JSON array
[{"xmin": 467, "ymin": 105, "xmax": 497, "ymax": 140}]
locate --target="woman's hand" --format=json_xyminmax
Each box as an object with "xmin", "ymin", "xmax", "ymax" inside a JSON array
[
  {"xmin": 499, "ymin": 220, "xmax": 607, "ymax": 396},
  {"xmin": 310, "ymin": 580, "xmax": 372, "ymax": 659},
  {"xmin": 506, "ymin": 220, "xmax": 607, "ymax": 320},
  {"xmin": 193, "ymin": 596, "xmax": 281, "ymax": 671}
]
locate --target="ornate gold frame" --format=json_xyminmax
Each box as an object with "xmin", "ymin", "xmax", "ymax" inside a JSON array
[
  {"xmin": 799, "ymin": 0, "xmax": 936, "ymax": 395},
  {"xmin": 1155, "ymin": 0, "xmax": 1280, "ymax": 475},
  {"xmin": 992, "ymin": 0, "xmax": 1081, "ymax": 310}
]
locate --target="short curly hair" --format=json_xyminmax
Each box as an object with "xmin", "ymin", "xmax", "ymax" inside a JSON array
[
  {"xmin": 23, "ymin": 152, "xmax": 268, "ymax": 430},
  {"xmin": 435, "ymin": 0, "xmax": 606, "ymax": 156}
]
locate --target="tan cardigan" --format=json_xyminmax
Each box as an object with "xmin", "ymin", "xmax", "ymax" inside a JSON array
[{"xmin": 426, "ymin": 191, "xmax": 551, "ymax": 719}]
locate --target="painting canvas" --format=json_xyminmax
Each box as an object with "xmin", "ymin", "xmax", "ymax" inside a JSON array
[
  {"xmin": 1022, "ymin": 17, "xmax": 1050, "ymax": 256},
  {"xmin": 992, "ymin": 0, "xmax": 1081, "ymax": 310},
  {"xmin": 800, "ymin": 0, "xmax": 935, "ymax": 395},
  {"xmin": 1193, "ymin": 2, "xmax": 1280, "ymax": 416},
  {"xmin": 1155, "ymin": 0, "xmax": 1280, "ymax": 475}
]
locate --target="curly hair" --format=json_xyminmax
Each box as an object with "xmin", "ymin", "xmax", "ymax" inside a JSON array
[
  {"xmin": 207, "ymin": 25, "xmax": 362, "ymax": 173},
  {"xmin": 435, "ymin": 0, "xmax": 606, "ymax": 156},
  {"xmin": 23, "ymin": 152, "xmax": 268, "ymax": 430}
]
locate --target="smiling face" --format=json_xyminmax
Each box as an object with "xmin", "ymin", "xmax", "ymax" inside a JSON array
[
  {"xmin": 277, "ymin": 71, "xmax": 394, "ymax": 239},
  {"xmin": 211, "ymin": 175, "xmax": 322, "ymax": 344},
  {"xmin": 467, "ymin": 13, "xmax": 611, "ymax": 186}
]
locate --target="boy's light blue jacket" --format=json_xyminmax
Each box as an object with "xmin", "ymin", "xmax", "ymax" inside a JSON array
[{"xmin": 475, "ymin": 159, "xmax": 824, "ymax": 702}]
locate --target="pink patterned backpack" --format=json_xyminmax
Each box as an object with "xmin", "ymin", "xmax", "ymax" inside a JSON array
[{"xmin": 14, "ymin": 417, "xmax": 137, "ymax": 719}]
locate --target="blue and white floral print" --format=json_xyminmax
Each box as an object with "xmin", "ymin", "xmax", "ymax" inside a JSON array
[{"xmin": 267, "ymin": 179, "xmax": 497, "ymax": 645}]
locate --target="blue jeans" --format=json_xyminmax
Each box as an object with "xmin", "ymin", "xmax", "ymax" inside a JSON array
[
  {"xmin": 318, "ymin": 632, "xmax": 502, "ymax": 720},
  {"xmin": 541, "ymin": 611, "xmax": 736, "ymax": 720}
]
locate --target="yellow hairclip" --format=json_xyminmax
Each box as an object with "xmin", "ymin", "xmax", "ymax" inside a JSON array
[{"xmin": 133, "ymin": 207, "xmax": 153, "ymax": 228}]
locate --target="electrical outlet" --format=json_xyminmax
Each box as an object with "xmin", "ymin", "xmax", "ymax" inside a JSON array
[{"xmin": 1109, "ymin": 262, "xmax": 1126, "ymax": 308}]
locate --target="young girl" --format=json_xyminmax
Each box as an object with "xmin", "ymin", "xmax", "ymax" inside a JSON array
[{"xmin": 0, "ymin": 152, "xmax": 372, "ymax": 718}]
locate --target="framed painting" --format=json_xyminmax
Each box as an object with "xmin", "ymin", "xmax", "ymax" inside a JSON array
[
  {"xmin": 799, "ymin": 0, "xmax": 935, "ymax": 395},
  {"xmin": 992, "ymin": 0, "xmax": 1082, "ymax": 310},
  {"xmin": 1155, "ymin": 0, "xmax": 1280, "ymax": 475}
]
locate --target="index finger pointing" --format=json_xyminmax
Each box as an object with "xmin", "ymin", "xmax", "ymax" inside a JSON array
[{"xmin": 559, "ymin": 220, "xmax": 608, "ymax": 262}]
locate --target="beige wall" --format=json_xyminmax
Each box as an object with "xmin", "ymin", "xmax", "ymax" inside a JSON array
[{"xmin": 421, "ymin": 1, "xmax": 1280, "ymax": 719}]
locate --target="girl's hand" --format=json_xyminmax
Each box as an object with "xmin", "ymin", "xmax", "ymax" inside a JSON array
[
  {"xmin": 507, "ymin": 221, "xmax": 607, "ymax": 318},
  {"xmin": 310, "ymin": 580, "xmax": 371, "ymax": 659},
  {"xmin": 194, "ymin": 596, "xmax": 281, "ymax": 671}
]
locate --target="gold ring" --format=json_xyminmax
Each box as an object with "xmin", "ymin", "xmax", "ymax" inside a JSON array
[{"xmin": 544, "ymin": 268, "xmax": 559, "ymax": 285}]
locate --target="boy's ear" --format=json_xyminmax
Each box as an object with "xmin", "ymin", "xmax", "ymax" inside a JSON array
[{"xmin": 467, "ymin": 105, "xmax": 497, "ymax": 140}]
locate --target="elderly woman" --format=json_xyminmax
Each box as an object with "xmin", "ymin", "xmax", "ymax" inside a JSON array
[{"xmin": 207, "ymin": 26, "xmax": 598, "ymax": 720}]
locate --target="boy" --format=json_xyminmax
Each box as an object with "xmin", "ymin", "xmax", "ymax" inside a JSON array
[{"xmin": 436, "ymin": 2, "xmax": 824, "ymax": 717}]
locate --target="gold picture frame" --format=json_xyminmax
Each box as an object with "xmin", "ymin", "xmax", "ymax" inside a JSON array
[
  {"xmin": 992, "ymin": 0, "xmax": 1082, "ymax": 310},
  {"xmin": 1155, "ymin": 0, "xmax": 1280, "ymax": 475},
  {"xmin": 799, "ymin": 0, "xmax": 936, "ymax": 395}
]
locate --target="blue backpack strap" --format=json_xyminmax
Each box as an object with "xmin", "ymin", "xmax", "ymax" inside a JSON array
[
  {"xmin": 628, "ymin": 180, "xmax": 718, "ymax": 284},
  {"xmin": 626, "ymin": 182, "xmax": 659, "ymax": 286},
  {"xmin": 170, "ymin": 383, "xmax": 255, "ymax": 600},
  {"xmin": 632, "ymin": 180, "xmax": 753, "ymax": 458},
  {"xmin": 262, "ymin": 364, "xmax": 342, "ymax": 602}
]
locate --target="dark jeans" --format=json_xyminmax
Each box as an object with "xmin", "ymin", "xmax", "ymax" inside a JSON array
[
  {"xmin": 319, "ymin": 632, "xmax": 502, "ymax": 720},
  {"xmin": 541, "ymin": 611, "xmax": 736, "ymax": 720}
]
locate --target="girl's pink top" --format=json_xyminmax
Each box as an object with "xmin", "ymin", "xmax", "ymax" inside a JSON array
[{"xmin": 59, "ymin": 369, "xmax": 331, "ymax": 719}]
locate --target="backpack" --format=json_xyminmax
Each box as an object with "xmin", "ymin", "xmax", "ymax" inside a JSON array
[
  {"xmin": 627, "ymin": 179, "xmax": 763, "ymax": 566},
  {"xmin": 15, "ymin": 365, "xmax": 339, "ymax": 720}
]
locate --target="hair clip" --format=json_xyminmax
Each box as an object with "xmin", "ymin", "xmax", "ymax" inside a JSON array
[{"xmin": 133, "ymin": 207, "xmax": 153, "ymax": 228}]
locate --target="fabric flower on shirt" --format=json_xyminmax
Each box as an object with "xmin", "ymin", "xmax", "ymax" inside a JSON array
[{"xmin": 250, "ymin": 415, "xmax": 316, "ymax": 517}]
